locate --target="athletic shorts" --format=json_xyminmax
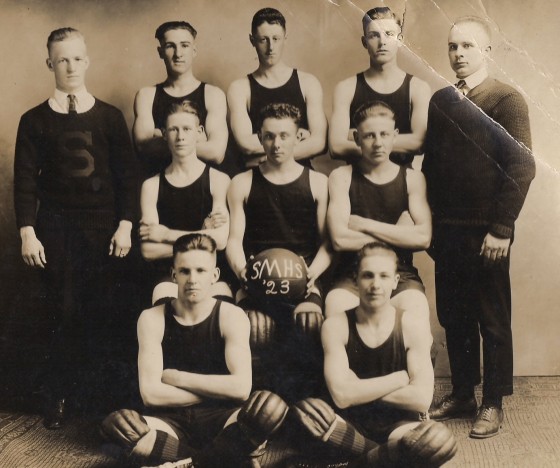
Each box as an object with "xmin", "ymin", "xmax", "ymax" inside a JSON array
[{"xmin": 332, "ymin": 266, "xmax": 424, "ymax": 298}]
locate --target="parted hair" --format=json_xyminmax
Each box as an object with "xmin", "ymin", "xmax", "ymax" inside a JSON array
[
  {"xmin": 259, "ymin": 102, "xmax": 301, "ymax": 129},
  {"xmin": 252, "ymin": 8, "xmax": 286, "ymax": 34},
  {"xmin": 155, "ymin": 21, "xmax": 197, "ymax": 43},
  {"xmin": 352, "ymin": 100, "xmax": 396, "ymax": 128},
  {"xmin": 362, "ymin": 6, "xmax": 402, "ymax": 32},
  {"xmin": 47, "ymin": 27, "xmax": 84, "ymax": 53},
  {"xmin": 357, "ymin": 241, "xmax": 399, "ymax": 271},
  {"xmin": 173, "ymin": 233, "xmax": 217, "ymax": 259},
  {"xmin": 165, "ymin": 100, "xmax": 201, "ymax": 127},
  {"xmin": 452, "ymin": 16, "xmax": 492, "ymax": 41}
]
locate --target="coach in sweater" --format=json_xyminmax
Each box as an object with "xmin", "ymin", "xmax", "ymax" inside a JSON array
[
  {"xmin": 422, "ymin": 16, "xmax": 535, "ymax": 438},
  {"xmin": 14, "ymin": 28, "xmax": 137, "ymax": 429}
]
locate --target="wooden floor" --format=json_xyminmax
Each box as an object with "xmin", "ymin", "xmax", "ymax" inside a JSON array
[{"xmin": 0, "ymin": 377, "xmax": 559, "ymax": 467}]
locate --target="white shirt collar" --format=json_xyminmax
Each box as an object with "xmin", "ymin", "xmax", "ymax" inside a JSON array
[
  {"xmin": 49, "ymin": 87, "xmax": 95, "ymax": 114},
  {"xmin": 459, "ymin": 67, "xmax": 488, "ymax": 92}
]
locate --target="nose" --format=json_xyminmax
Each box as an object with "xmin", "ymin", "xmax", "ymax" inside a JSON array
[
  {"xmin": 273, "ymin": 136, "xmax": 281, "ymax": 149},
  {"xmin": 67, "ymin": 60, "xmax": 76, "ymax": 72}
]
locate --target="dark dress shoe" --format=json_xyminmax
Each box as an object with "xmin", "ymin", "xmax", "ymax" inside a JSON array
[
  {"xmin": 470, "ymin": 406, "xmax": 504, "ymax": 438},
  {"xmin": 43, "ymin": 398, "xmax": 66, "ymax": 430},
  {"xmin": 429, "ymin": 394, "xmax": 477, "ymax": 421}
]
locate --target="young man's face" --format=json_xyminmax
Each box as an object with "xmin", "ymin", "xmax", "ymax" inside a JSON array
[
  {"xmin": 164, "ymin": 112, "xmax": 201, "ymax": 159},
  {"xmin": 173, "ymin": 249, "xmax": 219, "ymax": 304},
  {"xmin": 353, "ymin": 114, "xmax": 398, "ymax": 165},
  {"xmin": 357, "ymin": 253, "xmax": 399, "ymax": 309},
  {"xmin": 250, "ymin": 22, "xmax": 286, "ymax": 66},
  {"xmin": 362, "ymin": 18, "xmax": 401, "ymax": 65},
  {"xmin": 47, "ymin": 36, "xmax": 89, "ymax": 93},
  {"xmin": 158, "ymin": 28, "xmax": 197, "ymax": 75},
  {"xmin": 259, "ymin": 116, "xmax": 298, "ymax": 165},
  {"xmin": 448, "ymin": 22, "xmax": 490, "ymax": 79}
]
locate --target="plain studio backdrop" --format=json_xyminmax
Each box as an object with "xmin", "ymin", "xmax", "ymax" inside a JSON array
[{"xmin": 0, "ymin": 0, "xmax": 558, "ymax": 377}]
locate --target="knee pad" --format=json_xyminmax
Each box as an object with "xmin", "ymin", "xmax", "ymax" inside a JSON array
[
  {"xmin": 294, "ymin": 310, "xmax": 324, "ymax": 341},
  {"xmin": 238, "ymin": 390, "xmax": 289, "ymax": 445},
  {"xmin": 292, "ymin": 398, "xmax": 336, "ymax": 440},
  {"xmin": 246, "ymin": 310, "xmax": 276, "ymax": 349},
  {"xmin": 399, "ymin": 420, "xmax": 457, "ymax": 467}
]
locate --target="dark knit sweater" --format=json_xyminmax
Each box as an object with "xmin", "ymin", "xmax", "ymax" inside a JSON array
[
  {"xmin": 14, "ymin": 99, "xmax": 137, "ymax": 229},
  {"xmin": 422, "ymin": 78, "xmax": 534, "ymax": 239}
]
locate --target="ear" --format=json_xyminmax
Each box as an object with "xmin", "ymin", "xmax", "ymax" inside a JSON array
[
  {"xmin": 392, "ymin": 273, "xmax": 400, "ymax": 290},
  {"xmin": 157, "ymin": 46, "xmax": 164, "ymax": 59},
  {"xmin": 46, "ymin": 58, "xmax": 54, "ymax": 71},
  {"xmin": 394, "ymin": 128, "xmax": 400, "ymax": 137},
  {"xmin": 361, "ymin": 35, "xmax": 367, "ymax": 49},
  {"xmin": 213, "ymin": 267, "xmax": 220, "ymax": 284},
  {"xmin": 171, "ymin": 268, "xmax": 177, "ymax": 283},
  {"xmin": 162, "ymin": 128, "xmax": 168, "ymax": 141},
  {"xmin": 83, "ymin": 55, "xmax": 90, "ymax": 71},
  {"xmin": 352, "ymin": 129, "xmax": 360, "ymax": 146},
  {"xmin": 192, "ymin": 43, "xmax": 198, "ymax": 59},
  {"xmin": 397, "ymin": 33, "xmax": 404, "ymax": 46},
  {"xmin": 249, "ymin": 34, "xmax": 256, "ymax": 47},
  {"xmin": 257, "ymin": 130, "xmax": 263, "ymax": 144}
]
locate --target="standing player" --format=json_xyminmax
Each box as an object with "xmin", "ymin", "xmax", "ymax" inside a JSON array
[
  {"xmin": 228, "ymin": 7, "xmax": 327, "ymax": 169},
  {"xmin": 326, "ymin": 101, "xmax": 431, "ymax": 320},
  {"xmin": 227, "ymin": 103, "xmax": 330, "ymax": 397},
  {"xmin": 329, "ymin": 6, "xmax": 431, "ymax": 166},
  {"xmin": 101, "ymin": 234, "xmax": 288, "ymax": 466},
  {"xmin": 292, "ymin": 243, "xmax": 456, "ymax": 467},
  {"xmin": 423, "ymin": 17, "xmax": 535, "ymax": 438},
  {"xmin": 14, "ymin": 28, "xmax": 137, "ymax": 429},
  {"xmin": 139, "ymin": 101, "xmax": 232, "ymax": 305},
  {"xmin": 133, "ymin": 21, "xmax": 228, "ymax": 177}
]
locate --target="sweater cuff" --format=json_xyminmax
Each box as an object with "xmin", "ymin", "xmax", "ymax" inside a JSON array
[{"xmin": 489, "ymin": 223, "xmax": 513, "ymax": 239}]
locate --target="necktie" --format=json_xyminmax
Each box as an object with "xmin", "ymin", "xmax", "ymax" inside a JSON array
[
  {"xmin": 456, "ymin": 80, "xmax": 468, "ymax": 96},
  {"xmin": 68, "ymin": 94, "xmax": 77, "ymax": 114}
]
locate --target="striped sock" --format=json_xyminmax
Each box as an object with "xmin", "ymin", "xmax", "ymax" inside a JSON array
[
  {"xmin": 147, "ymin": 430, "xmax": 194, "ymax": 465},
  {"xmin": 325, "ymin": 418, "xmax": 378, "ymax": 457}
]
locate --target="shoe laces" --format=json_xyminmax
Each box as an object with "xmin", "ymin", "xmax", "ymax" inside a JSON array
[{"xmin": 479, "ymin": 406, "xmax": 495, "ymax": 421}]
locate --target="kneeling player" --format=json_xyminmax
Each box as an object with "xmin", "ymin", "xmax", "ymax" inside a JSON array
[
  {"xmin": 293, "ymin": 243, "xmax": 456, "ymax": 467},
  {"xmin": 100, "ymin": 234, "xmax": 288, "ymax": 466},
  {"xmin": 139, "ymin": 101, "xmax": 232, "ymax": 305},
  {"xmin": 326, "ymin": 101, "xmax": 431, "ymax": 319}
]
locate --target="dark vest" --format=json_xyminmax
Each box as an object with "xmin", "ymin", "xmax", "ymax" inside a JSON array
[{"xmin": 152, "ymin": 82, "xmax": 207, "ymax": 131}]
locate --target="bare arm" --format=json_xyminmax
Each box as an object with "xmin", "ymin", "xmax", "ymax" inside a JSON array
[
  {"xmin": 328, "ymin": 77, "xmax": 362, "ymax": 161},
  {"xmin": 162, "ymin": 303, "xmax": 251, "ymax": 401},
  {"xmin": 391, "ymin": 77, "xmax": 431, "ymax": 155},
  {"xmin": 293, "ymin": 72, "xmax": 327, "ymax": 162},
  {"xmin": 137, "ymin": 307, "xmax": 203, "ymax": 407},
  {"xmin": 132, "ymin": 87, "xmax": 168, "ymax": 158},
  {"xmin": 227, "ymin": 78, "xmax": 266, "ymax": 166},
  {"xmin": 379, "ymin": 311, "xmax": 434, "ymax": 412},
  {"xmin": 327, "ymin": 166, "xmax": 377, "ymax": 252},
  {"xmin": 323, "ymin": 315, "xmax": 409, "ymax": 409},
  {"xmin": 195, "ymin": 85, "xmax": 228, "ymax": 164},
  {"xmin": 226, "ymin": 171, "xmax": 251, "ymax": 280},
  {"xmin": 348, "ymin": 170, "xmax": 432, "ymax": 250}
]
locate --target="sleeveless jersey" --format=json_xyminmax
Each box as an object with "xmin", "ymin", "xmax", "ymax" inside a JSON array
[
  {"xmin": 156, "ymin": 165, "xmax": 212, "ymax": 231},
  {"xmin": 337, "ymin": 165, "xmax": 411, "ymax": 279},
  {"xmin": 350, "ymin": 73, "xmax": 413, "ymax": 166},
  {"xmin": 162, "ymin": 300, "xmax": 228, "ymax": 375},
  {"xmin": 244, "ymin": 167, "xmax": 318, "ymax": 264},
  {"xmin": 152, "ymin": 82, "xmax": 207, "ymax": 131}
]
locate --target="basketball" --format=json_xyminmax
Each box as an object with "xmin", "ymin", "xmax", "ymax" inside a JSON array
[{"xmin": 246, "ymin": 248, "xmax": 308, "ymax": 301}]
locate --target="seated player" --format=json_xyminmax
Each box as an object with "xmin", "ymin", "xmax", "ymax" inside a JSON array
[
  {"xmin": 133, "ymin": 21, "xmax": 228, "ymax": 177},
  {"xmin": 292, "ymin": 242, "xmax": 456, "ymax": 467},
  {"xmin": 325, "ymin": 101, "xmax": 431, "ymax": 319},
  {"xmin": 100, "ymin": 234, "xmax": 288, "ymax": 466},
  {"xmin": 139, "ymin": 100, "xmax": 232, "ymax": 305},
  {"xmin": 227, "ymin": 7, "xmax": 327, "ymax": 169},
  {"xmin": 329, "ymin": 6, "xmax": 430, "ymax": 166}
]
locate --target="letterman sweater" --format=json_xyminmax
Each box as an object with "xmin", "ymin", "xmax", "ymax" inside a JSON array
[{"xmin": 422, "ymin": 78, "xmax": 534, "ymax": 239}]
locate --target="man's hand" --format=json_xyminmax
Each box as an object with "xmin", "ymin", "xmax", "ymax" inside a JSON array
[
  {"xmin": 305, "ymin": 262, "xmax": 319, "ymax": 297},
  {"xmin": 109, "ymin": 221, "xmax": 132, "ymax": 257},
  {"xmin": 202, "ymin": 209, "xmax": 228, "ymax": 230},
  {"xmin": 292, "ymin": 398, "xmax": 336, "ymax": 440},
  {"xmin": 348, "ymin": 214, "xmax": 368, "ymax": 232},
  {"xmin": 297, "ymin": 128, "xmax": 311, "ymax": 142},
  {"xmin": 139, "ymin": 223, "xmax": 169, "ymax": 243},
  {"xmin": 480, "ymin": 232, "xmax": 510, "ymax": 266},
  {"xmin": 20, "ymin": 226, "xmax": 46, "ymax": 268},
  {"xmin": 161, "ymin": 368, "xmax": 181, "ymax": 386},
  {"xmin": 100, "ymin": 409, "xmax": 150, "ymax": 448}
]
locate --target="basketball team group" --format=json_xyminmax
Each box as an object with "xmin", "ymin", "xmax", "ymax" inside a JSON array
[{"xmin": 13, "ymin": 5, "xmax": 535, "ymax": 467}]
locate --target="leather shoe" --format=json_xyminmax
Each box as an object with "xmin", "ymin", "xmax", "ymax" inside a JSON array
[
  {"xmin": 43, "ymin": 398, "xmax": 66, "ymax": 430},
  {"xmin": 429, "ymin": 394, "xmax": 477, "ymax": 421},
  {"xmin": 470, "ymin": 406, "xmax": 503, "ymax": 439}
]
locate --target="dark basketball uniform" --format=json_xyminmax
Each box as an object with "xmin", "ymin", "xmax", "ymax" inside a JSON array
[
  {"xmin": 149, "ymin": 165, "xmax": 235, "ymax": 288},
  {"xmin": 147, "ymin": 300, "xmax": 239, "ymax": 448},
  {"xmin": 14, "ymin": 99, "xmax": 137, "ymax": 395},
  {"xmin": 349, "ymin": 73, "xmax": 413, "ymax": 166},
  {"xmin": 247, "ymin": 69, "xmax": 312, "ymax": 168},
  {"xmin": 339, "ymin": 307, "xmax": 417, "ymax": 443},
  {"xmin": 334, "ymin": 165, "xmax": 424, "ymax": 296}
]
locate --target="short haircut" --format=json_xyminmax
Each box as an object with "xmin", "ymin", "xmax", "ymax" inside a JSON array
[
  {"xmin": 352, "ymin": 100, "xmax": 396, "ymax": 128},
  {"xmin": 452, "ymin": 16, "xmax": 492, "ymax": 42},
  {"xmin": 47, "ymin": 27, "xmax": 84, "ymax": 53},
  {"xmin": 173, "ymin": 233, "xmax": 217, "ymax": 261},
  {"xmin": 155, "ymin": 21, "xmax": 197, "ymax": 44},
  {"xmin": 164, "ymin": 100, "xmax": 201, "ymax": 127},
  {"xmin": 362, "ymin": 6, "xmax": 402, "ymax": 33},
  {"xmin": 259, "ymin": 103, "xmax": 301, "ymax": 130},
  {"xmin": 357, "ymin": 241, "xmax": 398, "ymax": 272},
  {"xmin": 251, "ymin": 8, "xmax": 286, "ymax": 35}
]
